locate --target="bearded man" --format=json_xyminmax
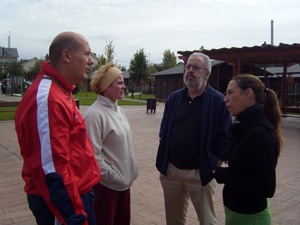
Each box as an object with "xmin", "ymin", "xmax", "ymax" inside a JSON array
[{"xmin": 156, "ymin": 52, "xmax": 232, "ymax": 225}]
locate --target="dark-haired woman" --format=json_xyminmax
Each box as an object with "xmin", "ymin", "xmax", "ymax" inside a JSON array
[{"xmin": 213, "ymin": 74, "xmax": 283, "ymax": 225}]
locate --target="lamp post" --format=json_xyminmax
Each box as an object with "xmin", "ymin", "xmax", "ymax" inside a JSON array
[
  {"xmin": 6, "ymin": 73, "xmax": 9, "ymax": 95},
  {"xmin": 7, "ymin": 31, "xmax": 14, "ymax": 96}
]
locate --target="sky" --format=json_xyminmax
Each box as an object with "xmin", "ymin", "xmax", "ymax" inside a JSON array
[{"xmin": 1, "ymin": 0, "xmax": 299, "ymax": 69}]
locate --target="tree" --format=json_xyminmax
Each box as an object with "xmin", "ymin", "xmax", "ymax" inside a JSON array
[
  {"xmin": 0, "ymin": 61, "xmax": 24, "ymax": 94},
  {"xmin": 129, "ymin": 49, "xmax": 148, "ymax": 98},
  {"xmin": 95, "ymin": 40, "xmax": 115, "ymax": 69},
  {"xmin": 148, "ymin": 64, "xmax": 158, "ymax": 75},
  {"xmin": 120, "ymin": 66, "xmax": 126, "ymax": 71},
  {"xmin": 44, "ymin": 54, "xmax": 50, "ymax": 61},
  {"xmin": 147, "ymin": 64, "xmax": 158, "ymax": 94},
  {"xmin": 162, "ymin": 49, "xmax": 177, "ymax": 70},
  {"xmin": 94, "ymin": 41, "xmax": 115, "ymax": 70},
  {"xmin": 1, "ymin": 61, "xmax": 23, "ymax": 80},
  {"xmin": 5, "ymin": 61, "xmax": 23, "ymax": 77},
  {"xmin": 104, "ymin": 40, "xmax": 115, "ymax": 63},
  {"xmin": 151, "ymin": 63, "xmax": 164, "ymax": 72},
  {"xmin": 98, "ymin": 54, "xmax": 106, "ymax": 66}
]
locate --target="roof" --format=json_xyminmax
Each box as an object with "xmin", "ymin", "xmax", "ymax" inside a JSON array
[
  {"xmin": 151, "ymin": 60, "xmax": 225, "ymax": 76},
  {"xmin": 151, "ymin": 64, "xmax": 184, "ymax": 76},
  {"xmin": 0, "ymin": 47, "xmax": 19, "ymax": 58},
  {"xmin": 265, "ymin": 64, "xmax": 300, "ymax": 75},
  {"xmin": 178, "ymin": 43, "xmax": 300, "ymax": 65}
]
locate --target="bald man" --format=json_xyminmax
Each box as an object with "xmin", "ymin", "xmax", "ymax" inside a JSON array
[{"xmin": 15, "ymin": 32, "xmax": 101, "ymax": 225}]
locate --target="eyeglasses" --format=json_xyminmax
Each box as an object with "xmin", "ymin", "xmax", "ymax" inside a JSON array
[{"xmin": 185, "ymin": 64, "xmax": 207, "ymax": 71}]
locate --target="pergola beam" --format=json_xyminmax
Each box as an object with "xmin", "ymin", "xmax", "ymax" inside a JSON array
[{"xmin": 178, "ymin": 43, "xmax": 300, "ymax": 113}]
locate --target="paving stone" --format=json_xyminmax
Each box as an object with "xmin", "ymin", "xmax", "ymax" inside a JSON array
[{"xmin": 1, "ymin": 96, "xmax": 299, "ymax": 224}]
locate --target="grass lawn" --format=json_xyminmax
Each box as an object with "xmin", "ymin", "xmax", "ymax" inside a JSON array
[
  {"xmin": 0, "ymin": 100, "xmax": 17, "ymax": 120},
  {"xmin": 0, "ymin": 111, "xmax": 16, "ymax": 120},
  {"xmin": 0, "ymin": 92, "xmax": 148, "ymax": 120},
  {"xmin": 124, "ymin": 93, "xmax": 165, "ymax": 103},
  {"xmin": 124, "ymin": 93, "xmax": 155, "ymax": 101},
  {"xmin": 73, "ymin": 92, "xmax": 147, "ymax": 106},
  {"xmin": 75, "ymin": 97, "xmax": 146, "ymax": 106}
]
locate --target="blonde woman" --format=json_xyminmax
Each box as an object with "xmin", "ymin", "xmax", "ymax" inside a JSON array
[{"xmin": 84, "ymin": 62, "xmax": 138, "ymax": 225}]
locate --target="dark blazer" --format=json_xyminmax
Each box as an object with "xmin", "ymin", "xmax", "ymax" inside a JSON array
[{"xmin": 156, "ymin": 85, "xmax": 232, "ymax": 185}]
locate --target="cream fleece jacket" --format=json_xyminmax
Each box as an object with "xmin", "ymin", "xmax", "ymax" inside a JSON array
[{"xmin": 84, "ymin": 95, "xmax": 138, "ymax": 191}]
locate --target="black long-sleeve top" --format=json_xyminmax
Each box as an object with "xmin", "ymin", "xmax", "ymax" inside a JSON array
[{"xmin": 214, "ymin": 104, "xmax": 279, "ymax": 214}]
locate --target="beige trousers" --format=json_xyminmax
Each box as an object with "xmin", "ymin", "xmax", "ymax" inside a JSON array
[{"xmin": 160, "ymin": 163, "xmax": 217, "ymax": 225}]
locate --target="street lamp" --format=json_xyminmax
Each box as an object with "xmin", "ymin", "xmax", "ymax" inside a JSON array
[{"xmin": 6, "ymin": 73, "xmax": 9, "ymax": 95}]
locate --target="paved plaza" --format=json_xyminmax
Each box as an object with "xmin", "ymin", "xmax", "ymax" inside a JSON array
[{"xmin": 0, "ymin": 95, "xmax": 300, "ymax": 224}]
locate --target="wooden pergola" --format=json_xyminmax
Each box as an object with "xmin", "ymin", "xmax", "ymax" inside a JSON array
[{"xmin": 178, "ymin": 43, "xmax": 300, "ymax": 113}]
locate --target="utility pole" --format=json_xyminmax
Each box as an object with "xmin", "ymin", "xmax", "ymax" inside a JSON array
[
  {"xmin": 271, "ymin": 20, "xmax": 274, "ymax": 46},
  {"xmin": 6, "ymin": 31, "xmax": 11, "ymax": 95},
  {"xmin": 148, "ymin": 53, "xmax": 151, "ymax": 94},
  {"xmin": 8, "ymin": 31, "xmax": 14, "ymax": 96}
]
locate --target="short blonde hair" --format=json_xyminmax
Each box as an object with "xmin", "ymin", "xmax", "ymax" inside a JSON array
[{"xmin": 90, "ymin": 62, "xmax": 123, "ymax": 94}]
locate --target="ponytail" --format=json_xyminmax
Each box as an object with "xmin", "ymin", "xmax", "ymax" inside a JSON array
[
  {"xmin": 263, "ymin": 88, "xmax": 283, "ymax": 155},
  {"xmin": 233, "ymin": 74, "xmax": 283, "ymax": 155}
]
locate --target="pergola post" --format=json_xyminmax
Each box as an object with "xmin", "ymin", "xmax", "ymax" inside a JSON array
[
  {"xmin": 178, "ymin": 55, "xmax": 189, "ymax": 88},
  {"xmin": 282, "ymin": 64, "xmax": 288, "ymax": 108},
  {"xmin": 237, "ymin": 57, "xmax": 242, "ymax": 75},
  {"xmin": 228, "ymin": 63, "xmax": 237, "ymax": 77}
]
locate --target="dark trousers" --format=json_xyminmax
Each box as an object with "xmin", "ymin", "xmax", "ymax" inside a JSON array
[
  {"xmin": 93, "ymin": 183, "xmax": 131, "ymax": 225},
  {"xmin": 27, "ymin": 189, "xmax": 96, "ymax": 225}
]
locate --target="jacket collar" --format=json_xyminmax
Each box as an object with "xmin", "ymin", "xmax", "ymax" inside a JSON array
[
  {"xmin": 232, "ymin": 104, "xmax": 274, "ymax": 134},
  {"xmin": 36, "ymin": 61, "xmax": 76, "ymax": 92},
  {"xmin": 97, "ymin": 95, "xmax": 119, "ymax": 111}
]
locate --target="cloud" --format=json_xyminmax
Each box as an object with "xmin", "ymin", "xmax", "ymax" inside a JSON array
[{"xmin": 0, "ymin": 0, "xmax": 299, "ymax": 67}]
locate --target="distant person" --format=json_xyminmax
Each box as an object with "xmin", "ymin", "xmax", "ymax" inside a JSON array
[
  {"xmin": 213, "ymin": 74, "xmax": 283, "ymax": 225},
  {"xmin": 2, "ymin": 79, "xmax": 7, "ymax": 94},
  {"xmin": 84, "ymin": 62, "xmax": 138, "ymax": 225},
  {"xmin": 15, "ymin": 32, "xmax": 101, "ymax": 225},
  {"xmin": 156, "ymin": 52, "xmax": 232, "ymax": 225}
]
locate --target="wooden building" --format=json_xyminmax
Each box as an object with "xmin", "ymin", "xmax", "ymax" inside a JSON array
[{"xmin": 151, "ymin": 60, "xmax": 270, "ymax": 100}]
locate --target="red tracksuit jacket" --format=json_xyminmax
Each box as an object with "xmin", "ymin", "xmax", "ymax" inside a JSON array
[{"xmin": 15, "ymin": 62, "xmax": 101, "ymax": 224}]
